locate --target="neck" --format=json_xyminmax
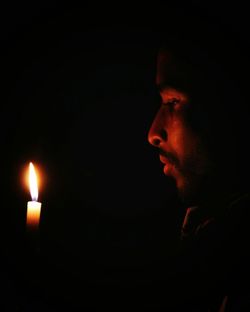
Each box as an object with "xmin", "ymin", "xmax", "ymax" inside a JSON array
[{"xmin": 182, "ymin": 172, "xmax": 247, "ymax": 215}]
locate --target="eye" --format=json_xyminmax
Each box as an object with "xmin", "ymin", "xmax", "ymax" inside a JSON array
[{"xmin": 162, "ymin": 97, "xmax": 180, "ymax": 108}]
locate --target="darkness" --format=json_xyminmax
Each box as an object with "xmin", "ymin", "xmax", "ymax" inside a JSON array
[{"xmin": 1, "ymin": 2, "xmax": 249, "ymax": 311}]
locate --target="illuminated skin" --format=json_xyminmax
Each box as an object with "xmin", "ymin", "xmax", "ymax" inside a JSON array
[{"xmin": 148, "ymin": 51, "xmax": 212, "ymax": 203}]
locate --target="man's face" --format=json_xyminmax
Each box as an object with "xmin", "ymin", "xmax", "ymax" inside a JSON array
[{"xmin": 148, "ymin": 50, "xmax": 212, "ymax": 203}]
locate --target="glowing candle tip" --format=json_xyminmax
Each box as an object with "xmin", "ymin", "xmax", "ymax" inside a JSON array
[{"xmin": 29, "ymin": 162, "xmax": 38, "ymax": 201}]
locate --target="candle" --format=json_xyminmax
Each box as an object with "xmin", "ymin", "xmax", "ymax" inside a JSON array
[{"xmin": 27, "ymin": 162, "xmax": 42, "ymax": 230}]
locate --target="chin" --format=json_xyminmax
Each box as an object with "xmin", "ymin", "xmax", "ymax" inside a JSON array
[{"xmin": 176, "ymin": 178, "xmax": 199, "ymax": 206}]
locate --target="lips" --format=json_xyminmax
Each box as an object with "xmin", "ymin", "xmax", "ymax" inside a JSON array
[
  {"xmin": 159, "ymin": 149, "xmax": 178, "ymax": 165},
  {"xmin": 159, "ymin": 154, "xmax": 169, "ymax": 164},
  {"xmin": 159, "ymin": 153, "xmax": 174, "ymax": 175}
]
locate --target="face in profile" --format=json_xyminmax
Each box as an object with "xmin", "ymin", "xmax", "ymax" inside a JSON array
[{"xmin": 148, "ymin": 50, "xmax": 213, "ymax": 204}]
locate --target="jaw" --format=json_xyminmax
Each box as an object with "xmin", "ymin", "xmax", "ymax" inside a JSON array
[{"xmin": 175, "ymin": 171, "xmax": 212, "ymax": 207}]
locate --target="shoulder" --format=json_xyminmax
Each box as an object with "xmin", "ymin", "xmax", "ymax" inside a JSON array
[
  {"xmin": 223, "ymin": 191, "xmax": 250, "ymax": 239},
  {"xmin": 217, "ymin": 192, "xmax": 250, "ymax": 289},
  {"xmin": 198, "ymin": 191, "xmax": 250, "ymax": 241}
]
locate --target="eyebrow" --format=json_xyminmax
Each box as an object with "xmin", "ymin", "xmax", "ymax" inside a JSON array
[
  {"xmin": 156, "ymin": 83, "xmax": 189, "ymax": 103},
  {"xmin": 157, "ymin": 83, "xmax": 180, "ymax": 94},
  {"xmin": 157, "ymin": 83, "xmax": 169, "ymax": 92}
]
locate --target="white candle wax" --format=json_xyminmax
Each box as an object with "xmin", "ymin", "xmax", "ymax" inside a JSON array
[{"xmin": 27, "ymin": 200, "xmax": 42, "ymax": 229}]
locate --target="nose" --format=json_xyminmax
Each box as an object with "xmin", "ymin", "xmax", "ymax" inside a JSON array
[{"xmin": 147, "ymin": 111, "xmax": 167, "ymax": 147}]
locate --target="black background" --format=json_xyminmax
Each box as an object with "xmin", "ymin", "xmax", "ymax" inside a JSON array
[{"xmin": 1, "ymin": 1, "xmax": 249, "ymax": 311}]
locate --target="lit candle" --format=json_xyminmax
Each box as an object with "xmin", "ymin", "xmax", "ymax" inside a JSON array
[{"xmin": 27, "ymin": 162, "xmax": 42, "ymax": 230}]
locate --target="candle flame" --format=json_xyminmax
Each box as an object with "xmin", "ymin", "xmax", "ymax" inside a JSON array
[{"xmin": 29, "ymin": 162, "xmax": 38, "ymax": 201}]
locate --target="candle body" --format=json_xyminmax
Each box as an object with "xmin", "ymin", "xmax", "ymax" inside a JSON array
[{"xmin": 27, "ymin": 201, "xmax": 42, "ymax": 229}]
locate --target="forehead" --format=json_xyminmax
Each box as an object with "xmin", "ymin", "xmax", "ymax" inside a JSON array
[{"xmin": 156, "ymin": 49, "xmax": 197, "ymax": 93}]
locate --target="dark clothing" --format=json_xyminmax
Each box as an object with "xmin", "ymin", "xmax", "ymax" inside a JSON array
[{"xmin": 152, "ymin": 191, "xmax": 250, "ymax": 311}]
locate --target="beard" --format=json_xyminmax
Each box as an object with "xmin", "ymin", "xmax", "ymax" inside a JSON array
[
  {"xmin": 176, "ymin": 175, "xmax": 203, "ymax": 206},
  {"xmin": 173, "ymin": 153, "xmax": 214, "ymax": 207}
]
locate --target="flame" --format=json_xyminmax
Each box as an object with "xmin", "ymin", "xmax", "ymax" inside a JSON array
[{"xmin": 29, "ymin": 162, "xmax": 38, "ymax": 201}]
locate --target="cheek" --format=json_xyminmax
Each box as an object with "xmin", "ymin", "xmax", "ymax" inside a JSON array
[{"xmin": 170, "ymin": 119, "xmax": 199, "ymax": 157}]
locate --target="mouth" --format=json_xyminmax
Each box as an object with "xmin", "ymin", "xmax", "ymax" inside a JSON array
[
  {"xmin": 159, "ymin": 149, "xmax": 177, "ymax": 165},
  {"xmin": 159, "ymin": 150, "xmax": 177, "ymax": 175},
  {"xmin": 159, "ymin": 154, "xmax": 169, "ymax": 165},
  {"xmin": 159, "ymin": 154, "xmax": 171, "ymax": 175}
]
